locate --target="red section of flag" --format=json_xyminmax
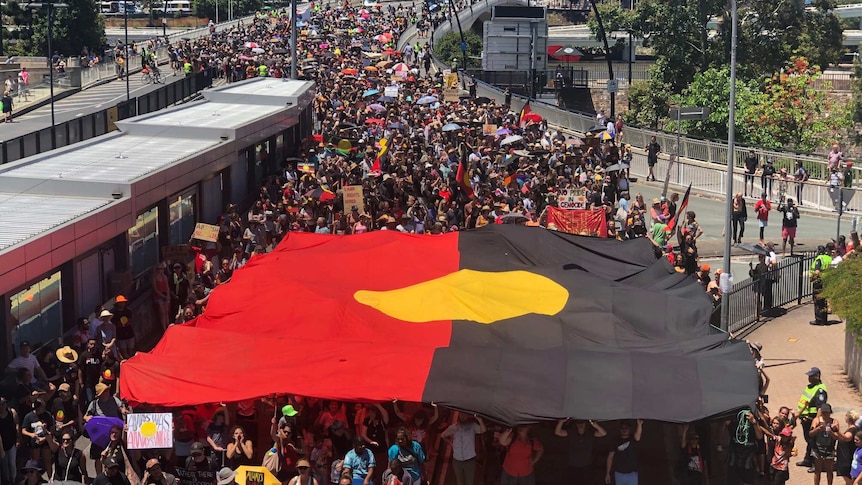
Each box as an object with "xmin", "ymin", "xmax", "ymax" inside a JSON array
[
  {"xmin": 519, "ymin": 102, "xmax": 532, "ymax": 129},
  {"xmin": 456, "ymin": 158, "xmax": 474, "ymax": 198}
]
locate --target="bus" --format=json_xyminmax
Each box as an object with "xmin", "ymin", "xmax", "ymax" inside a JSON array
[
  {"xmin": 154, "ymin": 0, "xmax": 192, "ymax": 14},
  {"xmin": 100, "ymin": 1, "xmax": 136, "ymax": 14}
]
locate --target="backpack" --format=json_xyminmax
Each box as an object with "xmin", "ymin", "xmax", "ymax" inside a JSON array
[{"xmin": 262, "ymin": 444, "xmax": 283, "ymax": 475}]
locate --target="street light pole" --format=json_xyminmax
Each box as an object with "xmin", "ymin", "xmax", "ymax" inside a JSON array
[
  {"xmin": 47, "ymin": 1, "xmax": 54, "ymax": 148},
  {"xmin": 290, "ymin": 0, "xmax": 297, "ymax": 79},
  {"xmin": 125, "ymin": 3, "xmax": 130, "ymax": 103},
  {"xmin": 720, "ymin": 0, "xmax": 738, "ymax": 332},
  {"xmin": 163, "ymin": 0, "xmax": 167, "ymax": 38}
]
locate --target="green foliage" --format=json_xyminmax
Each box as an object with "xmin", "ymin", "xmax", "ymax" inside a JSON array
[
  {"xmin": 194, "ymin": 0, "xmax": 264, "ymax": 19},
  {"xmin": 747, "ymin": 58, "xmax": 850, "ymax": 151},
  {"xmin": 624, "ymin": 64, "xmax": 671, "ymax": 130},
  {"xmin": 2, "ymin": 0, "xmax": 106, "ymax": 57},
  {"xmin": 433, "ymin": 30, "xmax": 482, "ymax": 69},
  {"xmin": 586, "ymin": 0, "xmax": 635, "ymax": 38},
  {"xmin": 852, "ymin": 57, "xmax": 862, "ymax": 124},
  {"xmin": 820, "ymin": 254, "xmax": 862, "ymax": 337},
  {"xmin": 672, "ymin": 67, "xmax": 764, "ymax": 143}
]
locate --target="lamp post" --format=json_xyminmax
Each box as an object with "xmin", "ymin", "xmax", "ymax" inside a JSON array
[
  {"xmin": 290, "ymin": 0, "xmax": 297, "ymax": 79},
  {"xmin": 163, "ymin": 0, "xmax": 167, "ymax": 38},
  {"xmin": 27, "ymin": 1, "xmax": 68, "ymax": 149},
  {"xmin": 125, "ymin": 1, "xmax": 130, "ymax": 102},
  {"xmin": 720, "ymin": 0, "xmax": 738, "ymax": 332}
]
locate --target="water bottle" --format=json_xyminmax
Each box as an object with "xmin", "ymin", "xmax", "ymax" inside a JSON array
[{"xmin": 824, "ymin": 419, "xmax": 831, "ymax": 438}]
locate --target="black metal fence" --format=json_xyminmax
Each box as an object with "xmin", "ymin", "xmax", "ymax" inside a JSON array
[
  {"xmin": 0, "ymin": 70, "xmax": 212, "ymax": 166},
  {"xmin": 720, "ymin": 252, "xmax": 816, "ymax": 334},
  {"xmin": 464, "ymin": 68, "xmax": 590, "ymax": 97}
]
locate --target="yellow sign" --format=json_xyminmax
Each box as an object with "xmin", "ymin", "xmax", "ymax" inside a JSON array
[
  {"xmin": 483, "ymin": 124, "xmax": 498, "ymax": 136},
  {"xmin": 235, "ymin": 466, "xmax": 280, "ymax": 485},
  {"xmin": 192, "ymin": 223, "xmax": 220, "ymax": 243},
  {"xmin": 343, "ymin": 185, "xmax": 365, "ymax": 215}
]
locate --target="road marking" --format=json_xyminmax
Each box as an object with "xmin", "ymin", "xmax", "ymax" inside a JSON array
[{"xmin": 788, "ymin": 338, "xmax": 799, "ymax": 342}]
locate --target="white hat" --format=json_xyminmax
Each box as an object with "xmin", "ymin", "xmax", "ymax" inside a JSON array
[{"xmin": 99, "ymin": 310, "xmax": 114, "ymax": 318}]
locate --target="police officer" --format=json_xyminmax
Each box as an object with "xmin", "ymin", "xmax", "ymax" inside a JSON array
[
  {"xmin": 810, "ymin": 245, "xmax": 832, "ymax": 326},
  {"xmin": 796, "ymin": 366, "xmax": 828, "ymax": 471}
]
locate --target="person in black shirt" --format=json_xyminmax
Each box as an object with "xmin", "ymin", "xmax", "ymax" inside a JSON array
[
  {"xmin": 21, "ymin": 399, "xmax": 54, "ymax": 473},
  {"xmin": 78, "ymin": 339, "xmax": 103, "ymax": 404},
  {"xmin": 18, "ymin": 460, "xmax": 45, "ymax": 485},
  {"xmin": 744, "ymin": 150, "xmax": 759, "ymax": 197},
  {"xmin": 51, "ymin": 383, "xmax": 79, "ymax": 438},
  {"xmin": 49, "ymin": 431, "xmax": 88, "ymax": 482},
  {"xmin": 554, "ymin": 419, "xmax": 607, "ymax": 482},
  {"xmin": 646, "ymin": 136, "xmax": 660, "ymax": 182},
  {"xmin": 142, "ymin": 458, "xmax": 177, "ymax": 485},
  {"xmin": 779, "ymin": 198, "xmax": 800, "ymax": 255},
  {"xmin": 185, "ymin": 442, "xmax": 217, "ymax": 472},
  {"xmin": 93, "ymin": 457, "xmax": 130, "ymax": 485},
  {"xmin": 726, "ymin": 409, "xmax": 762, "ymax": 485},
  {"xmin": 605, "ymin": 420, "xmax": 643, "ymax": 485}
]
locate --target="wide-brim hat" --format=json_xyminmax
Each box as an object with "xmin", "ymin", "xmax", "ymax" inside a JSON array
[{"xmin": 56, "ymin": 346, "xmax": 79, "ymax": 364}]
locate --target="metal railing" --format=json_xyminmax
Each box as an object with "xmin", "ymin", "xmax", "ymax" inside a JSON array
[{"xmin": 721, "ymin": 252, "xmax": 815, "ymax": 334}]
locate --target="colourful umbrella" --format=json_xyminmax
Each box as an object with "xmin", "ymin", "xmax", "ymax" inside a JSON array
[
  {"xmin": 244, "ymin": 41, "xmax": 260, "ymax": 48},
  {"xmin": 548, "ymin": 46, "xmax": 583, "ymax": 63},
  {"xmin": 84, "ymin": 416, "xmax": 125, "ymax": 448},
  {"xmin": 521, "ymin": 113, "xmax": 543, "ymax": 125},
  {"xmin": 599, "ymin": 131, "xmax": 615, "ymax": 141},
  {"xmin": 342, "ymin": 68, "xmax": 358, "ymax": 75},
  {"xmin": 363, "ymin": 89, "xmax": 380, "ymax": 97},
  {"xmin": 365, "ymin": 118, "xmax": 384, "ymax": 124},
  {"xmin": 392, "ymin": 62, "xmax": 410, "ymax": 73},
  {"xmin": 416, "ymin": 95, "xmax": 438, "ymax": 105},
  {"xmin": 367, "ymin": 103, "xmax": 386, "ymax": 112}
]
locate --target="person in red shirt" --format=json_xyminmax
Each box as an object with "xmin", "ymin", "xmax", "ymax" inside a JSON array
[
  {"xmin": 498, "ymin": 427, "xmax": 543, "ymax": 485},
  {"xmin": 754, "ymin": 192, "xmax": 772, "ymax": 241}
]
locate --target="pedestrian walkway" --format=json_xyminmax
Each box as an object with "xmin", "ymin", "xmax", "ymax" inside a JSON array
[
  {"xmin": 744, "ymin": 304, "xmax": 861, "ymax": 484},
  {"xmin": 1, "ymin": 69, "xmax": 186, "ymax": 140}
]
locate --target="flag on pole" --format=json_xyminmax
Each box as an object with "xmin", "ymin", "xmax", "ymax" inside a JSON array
[
  {"xmin": 519, "ymin": 102, "xmax": 532, "ymax": 129},
  {"xmin": 370, "ymin": 136, "xmax": 391, "ymax": 174},
  {"xmin": 664, "ymin": 183, "xmax": 692, "ymax": 233},
  {"xmin": 456, "ymin": 155, "xmax": 474, "ymax": 198}
]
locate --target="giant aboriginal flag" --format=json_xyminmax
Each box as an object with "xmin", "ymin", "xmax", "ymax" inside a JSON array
[{"xmin": 121, "ymin": 225, "xmax": 757, "ymax": 424}]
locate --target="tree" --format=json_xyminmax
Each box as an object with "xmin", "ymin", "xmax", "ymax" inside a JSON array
[
  {"xmin": 672, "ymin": 67, "xmax": 764, "ymax": 143},
  {"xmin": 586, "ymin": 0, "xmax": 635, "ymax": 38},
  {"xmin": 747, "ymin": 57, "xmax": 850, "ymax": 151},
  {"xmin": 820, "ymin": 255, "xmax": 862, "ymax": 338},
  {"xmin": 28, "ymin": 0, "xmax": 106, "ymax": 57},
  {"xmin": 624, "ymin": 64, "xmax": 672, "ymax": 130},
  {"xmin": 852, "ymin": 57, "xmax": 862, "ymax": 124},
  {"xmin": 433, "ymin": 30, "xmax": 482, "ymax": 69}
]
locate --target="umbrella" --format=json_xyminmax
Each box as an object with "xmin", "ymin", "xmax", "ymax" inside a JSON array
[
  {"xmin": 442, "ymin": 123, "xmax": 462, "ymax": 132},
  {"xmin": 84, "ymin": 416, "xmax": 125, "ymax": 448},
  {"xmin": 251, "ymin": 47, "xmax": 265, "ymax": 54},
  {"xmin": 392, "ymin": 62, "xmax": 410, "ymax": 72},
  {"xmin": 305, "ymin": 188, "xmax": 336, "ymax": 202},
  {"xmin": 388, "ymin": 122, "xmax": 405, "ymax": 130},
  {"xmin": 500, "ymin": 213, "xmax": 529, "ymax": 224},
  {"xmin": 364, "ymin": 66, "xmax": 379, "ymax": 72},
  {"xmin": 497, "ymin": 128, "xmax": 512, "ymax": 136},
  {"xmin": 416, "ymin": 95, "xmax": 438, "ymax": 105},
  {"xmin": 378, "ymin": 95, "xmax": 397, "ymax": 103},
  {"xmin": 737, "ymin": 242, "xmax": 771, "ymax": 256},
  {"xmin": 605, "ymin": 163, "xmax": 624, "ymax": 172},
  {"xmin": 374, "ymin": 34, "xmax": 392, "ymax": 43},
  {"xmin": 501, "ymin": 135, "xmax": 524, "ymax": 146},
  {"xmin": 273, "ymin": 48, "xmax": 288, "ymax": 54},
  {"xmin": 367, "ymin": 103, "xmax": 386, "ymax": 112},
  {"xmin": 521, "ymin": 113, "xmax": 543, "ymax": 125},
  {"xmin": 586, "ymin": 125, "xmax": 606, "ymax": 135},
  {"xmin": 475, "ymin": 96, "xmax": 492, "ymax": 105},
  {"xmin": 235, "ymin": 467, "xmax": 280, "ymax": 485},
  {"xmin": 342, "ymin": 68, "xmax": 358, "ymax": 75},
  {"xmin": 365, "ymin": 118, "xmax": 384, "ymax": 125},
  {"xmin": 363, "ymin": 89, "xmax": 380, "ymax": 97},
  {"xmin": 377, "ymin": 60, "xmax": 392, "ymax": 68},
  {"xmin": 382, "ymin": 48, "xmax": 396, "ymax": 56},
  {"xmin": 598, "ymin": 131, "xmax": 615, "ymax": 141},
  {"xmin": 244, "ymin": 41, "xmax": 260, "ymax": 48},
  {"xmin": 549, "ymin": 46, "xmax": 583, "ymax": 63},
  {"xmin": 337, "ymin": 122, "xmax": 358, "ymax": 130},
  {"xmin": 565, "ymin": 138, "xmax": 585, "ymax": 147}
]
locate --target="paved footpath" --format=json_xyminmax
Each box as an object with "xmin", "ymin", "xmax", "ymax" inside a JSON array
[{"xmin": 745, "ymin": 303, "xmax": 860, "ymax": 485}]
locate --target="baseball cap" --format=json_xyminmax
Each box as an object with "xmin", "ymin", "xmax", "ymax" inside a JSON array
[
  {"xmin": 821, "ymin": 403, "xmax": 833, "ymax": 414},
  {"xmin": 58, "ymin": 383, "xmax": 71, "ymax": 392},
  {"xmin": 190, "ymin": 442, "xmax": 205, "ymax": 455},
  {"xmin": 282, "ymin": 405, "xmax": 298, "ymax": 417},
  {"xmin": 779, "ymin": 427, "xmax": 792, "ymax": 437},
  {"xmin": 806, "ymin": 367, "xmax": 821, "ymax": 376},
  {"xmin": 105, "ymin": 457, "xmax": 120, "ymax": 468}
]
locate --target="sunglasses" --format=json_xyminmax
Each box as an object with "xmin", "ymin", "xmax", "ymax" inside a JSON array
[
  {"xmin": 61, "ymin": 438, "xmax": 73, "ymax": 442},
  {"xmin": 297, "ymin": 467, "xmax": 310, "ymax": 471}
]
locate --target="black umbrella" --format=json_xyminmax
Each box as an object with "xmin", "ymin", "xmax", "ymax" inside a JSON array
[
  {"xmin": 388, "ymin": 122, "xmax": 405, "ymax": 130},
  {"xmin": 586, "ymin": 125, "xmax": 606, "ymax": 135},
  {"xmin": 737, "ymin": 242, "xmax": 771, "ymax": 256},
  {"xmin": 475, "ymin": 96, "xmax": 491, "ymax": 105},
  {"xmin": 605, "ymin": 163, "xmax": 624, "ymax": 172},
  {"xmin": 337, "ymin": 122, "xmax": 358, "ymax": 130}
]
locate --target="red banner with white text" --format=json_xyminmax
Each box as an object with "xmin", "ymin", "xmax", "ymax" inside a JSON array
[{"xmin": 546, "ymin": 207, "xmax": 608, "ymax": 238}]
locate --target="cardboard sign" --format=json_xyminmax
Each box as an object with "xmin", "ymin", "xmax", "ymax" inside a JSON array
[
  {"xmin": 343, "ymin": 185, "xmax": 365, "ymax": 214},
  {"xmin": 384, "ymin": 85, "xmax": 399, "ymax": 98},
  {"xmin": 546, "ymin": 207, "xmax": 607, "ymax": 237},
  {"xmin": 127, "ymin": 412, "xmax": 173, "ymax": 449},
  {"xmin": 176, "ymin": 468, "xmax": 216, "ymax": 485},
  {"xmin": 192, "ymin": 223, "xmax": 220, "ymax": 243},
  {"xmin": 556, "ymin": 188, "xmax": 587, "ymax": 210},
  {"xmin": 161, "ymin": 245, "xmax": 190, "ymax": 264},
  {"xmin": 444, "ymin": 71, "xmax": 459, "ymax": 89},
  {"xmin": 483, "ymin": 124, "xmax": 498, "ymax": 136},
  {"xmin": 246, "ymin": 470, "xmax": 265, "ymax": 485}
]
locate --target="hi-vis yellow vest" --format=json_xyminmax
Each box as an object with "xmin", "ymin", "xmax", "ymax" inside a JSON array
[{"xmin": 797, "ymin": 383, "xmax": 827, "ymax": 416}]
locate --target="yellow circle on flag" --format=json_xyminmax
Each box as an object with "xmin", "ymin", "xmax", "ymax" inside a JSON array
[
  {"xmin": 141, "ymin": 421, "xmax": 158, "ymax": 438},
  {"xmin": 104, "ymin": 370, "xmax": 112, "ymax": 378},
  {"xmin": 337, "ymin": 139, "xmax": 352, "ymax": 152}
]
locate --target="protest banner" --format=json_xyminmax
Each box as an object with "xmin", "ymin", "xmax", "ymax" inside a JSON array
[
  {"xmin": 556, "ymin": 188, "xmax": 587, "ymax": 210},
  {"xmin": 482, "ymin": 124, "xmax": 498, "ymax": 136},
  {"xmin": 127, "ymin": 412, "xmax": 173, "ymax": 449},
  {"xmin": 384, "ymin": 85, "xmax": 399, "ymax": 98},
  {"xmin": 546, "ymin": 207, "xmax": 607, "ymax": 237},
  {"xmin": 343, "ymin": 186, "xmax": 365, "ymax": 214},
  {"xmin": 176, "ymin": 468, "xmax": 216, "ymax": 485},
  {"xmin": 192, "ymin": 223, "xmax": 220, "ymax": 243}
]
